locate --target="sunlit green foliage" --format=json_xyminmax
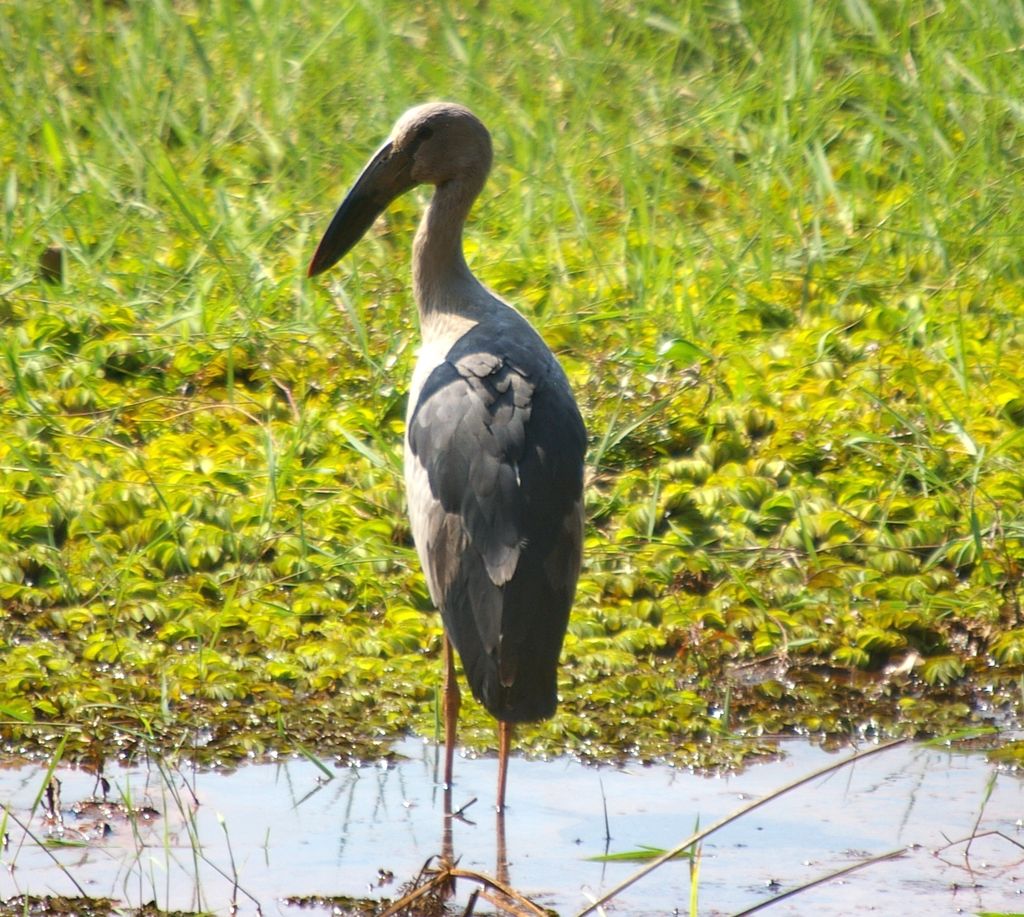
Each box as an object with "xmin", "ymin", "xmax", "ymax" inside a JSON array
[{"xmin": 1, "ymin": 0, "xmax": 1022, "ymax": 765}]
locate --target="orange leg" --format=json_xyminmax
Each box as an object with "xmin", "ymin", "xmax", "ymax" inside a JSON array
[
  {"xmin": 496, "ymin": 720, "xmax": 513, "ymax": 813},
  {"xmin": 443, "ymin": 637, "xmax": 461, "ymax": 790}
]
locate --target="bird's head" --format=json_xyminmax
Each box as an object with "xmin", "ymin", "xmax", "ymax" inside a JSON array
[{"xmin": 307, "ymin": 102, "xmax": 492, "ymax": 278}]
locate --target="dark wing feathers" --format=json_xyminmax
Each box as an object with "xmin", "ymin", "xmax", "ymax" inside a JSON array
[
  {"xmin": 407, "ymin": 325, "xmax": 585, "ymax": 722},
  {"xmin": 410, "ymin": 349, "xmax": 529, "ymax": 584}
]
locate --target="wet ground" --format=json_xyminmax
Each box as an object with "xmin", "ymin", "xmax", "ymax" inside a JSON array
[{"xmin": 0, "ymin": 737, "xmax": 1021, "ymax": 915}]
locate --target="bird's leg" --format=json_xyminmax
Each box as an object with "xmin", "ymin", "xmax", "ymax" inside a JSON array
[
  {"xmin": 443, "ymin": 637, "xmax": 461, "ymax": 790},
  {"xmin": 496, "ymin": 720, "xmax": 513, "ymax": 814}
]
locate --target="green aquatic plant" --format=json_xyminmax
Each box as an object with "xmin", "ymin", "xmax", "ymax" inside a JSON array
[{"xmin": 0, "ymin": 0, "xmax": 1023, "ymax": 768}]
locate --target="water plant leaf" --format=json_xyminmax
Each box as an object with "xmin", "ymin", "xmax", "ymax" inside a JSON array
[{"xmin": 0, "ymin": 0, "xmax": 1022, "ymax": 772}]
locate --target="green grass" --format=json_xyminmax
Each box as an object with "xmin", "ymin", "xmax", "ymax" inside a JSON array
[{"xmin": 1, "ymin": 0, "xmax": 1023, "ymax": 767}]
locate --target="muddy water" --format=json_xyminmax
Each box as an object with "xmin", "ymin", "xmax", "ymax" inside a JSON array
[{"xmin": 0, "ymin": 737, "xmax": 1021, "ymax": 915}]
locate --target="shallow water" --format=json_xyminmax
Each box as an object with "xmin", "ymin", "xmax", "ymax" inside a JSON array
[{"xmin": 0, "ymin": 737, "xmax": 1021, "ymax": 915}]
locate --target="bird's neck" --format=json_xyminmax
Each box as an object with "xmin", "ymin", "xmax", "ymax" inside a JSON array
[{"xmin": 412, "ymin": 177, "xmax": 489, "ymax": 322}]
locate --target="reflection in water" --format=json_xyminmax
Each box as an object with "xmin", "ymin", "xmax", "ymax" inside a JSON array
[
  {"xmin": 495, "ymin": 809, "xmax": 509, "ymax": 887},
  {"xmin": 0, "ymin": 737, "xmax": 1021, "ymax": 915},
  {"xmin": 439, "ymin": 753, "xmax": 512, "ymax": 901}
]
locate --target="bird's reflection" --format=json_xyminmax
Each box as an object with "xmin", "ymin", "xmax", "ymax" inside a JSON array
[
  {"xmin": 438, "ymin": 765, "xmax": 511, "ymax": 894},
  {"xmin": 495, "ymin": 808, "xmax": 509, "ymax": 886},
  {"xmin": 442, "ymin": 785, "xmax": 454, "ymax": 864}
]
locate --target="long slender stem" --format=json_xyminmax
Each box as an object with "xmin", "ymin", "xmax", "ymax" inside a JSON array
[{"xmin": 575, "ymin": 738, "xmax": 909, "ymax": 917}]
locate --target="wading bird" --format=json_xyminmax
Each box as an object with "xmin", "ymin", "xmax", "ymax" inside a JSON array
[{"xmin": 308, "ymin": 103, "xmax": 585, "ymax": 811}]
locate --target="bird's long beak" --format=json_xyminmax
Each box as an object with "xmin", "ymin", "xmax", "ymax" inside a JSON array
[{"xmin": 307, "ymin": 139, "xmax": 418, "ymax": 277}]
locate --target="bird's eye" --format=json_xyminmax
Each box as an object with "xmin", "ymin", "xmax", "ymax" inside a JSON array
[{"xmin": 416, "ymin": 125, "xmax": 434, "ymax": 141}]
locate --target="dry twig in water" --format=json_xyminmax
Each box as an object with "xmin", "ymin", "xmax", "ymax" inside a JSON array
[{"xmin": 378, "ymin": 855, "xmax": 550, "ymax": 917}]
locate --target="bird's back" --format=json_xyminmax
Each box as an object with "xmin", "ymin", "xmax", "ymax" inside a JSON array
[{"xmin": 405, "ymin": 311, "xmax": 585, "ymax": 722}]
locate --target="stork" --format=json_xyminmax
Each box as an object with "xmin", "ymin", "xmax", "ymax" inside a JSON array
[{"xmin": 308, "ymin": 102, "xmax": 585, "ymax": 812}]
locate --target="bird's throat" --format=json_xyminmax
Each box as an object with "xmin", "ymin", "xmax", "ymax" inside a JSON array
[{"xmin": 412, "ymin": 179, "xmax": 483, "ymax": 319}]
